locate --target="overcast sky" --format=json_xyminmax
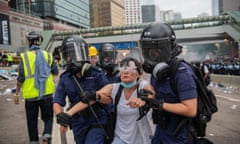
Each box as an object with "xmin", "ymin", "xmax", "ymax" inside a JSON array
[{"xmin": 154, "ymin": 0, "xmax": 212, "ymax": 18}]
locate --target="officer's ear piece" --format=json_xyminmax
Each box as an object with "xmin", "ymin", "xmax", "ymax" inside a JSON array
[{"xmin": 152, "ymin": 62, "xmax": 170, "ymax": 80}]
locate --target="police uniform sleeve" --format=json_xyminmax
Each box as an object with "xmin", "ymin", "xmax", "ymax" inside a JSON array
[
  {"xmin": 176, "ymin": 63, "xmax": 198, "ymax": 100},
  {"xmin": 53, "ymin": 73, "xmax": 68, "ymax": 106}
]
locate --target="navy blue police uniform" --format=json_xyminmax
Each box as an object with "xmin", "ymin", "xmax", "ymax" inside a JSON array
[
  {"xmin": 151, "ymin": 62, "xmax": 198, "ymax": 144},
  {"xmin": 53, "ymin": 66, "xmax": 109, "ymax": 144},
  {"xmin": 106, "ymin": 72, "xmax": 120, "ymax": 83}
]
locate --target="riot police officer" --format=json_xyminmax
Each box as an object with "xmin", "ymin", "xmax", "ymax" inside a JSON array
[
  {"xmin": 53, "ymin": 37, "xmax": 109, "ymax": 144},
  {"xmin": 140, "ymin": 22, "xmax": 198, "ymax": 144},
  {"xmin": 99, "ymin": 43, "xmax": 119, "ymax": 83}
]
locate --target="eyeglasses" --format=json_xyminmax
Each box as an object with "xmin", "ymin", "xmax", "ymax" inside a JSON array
[{"xmin": 119, "ymin": 66, "xmax": 137, "ymax": 73}]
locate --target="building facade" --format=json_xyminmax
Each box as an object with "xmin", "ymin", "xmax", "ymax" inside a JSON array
[
  {"xmin": 212, "ymin": 0, "xmax": 220, "ymax": 16},
  {"xmin": 221, "ymin": 0, "xmax": 240, "ymax": 14},
  {"xmin": 1, "ymin": 0, "xmax": 90, "ymax": 52},
  {"xmin": 1, "ymin": 0, "xmax": 44, "ymax": 51},
  {"xmin": 124, "ymin": 0, "xmax": 142, "ymax": 25},
  {"xmin": 9, "ymin": 0, "xmax": 90, "ymax": 29},
  {"xmin": 90, "ymin": 0, "xmax": 125, "ymax": 27},
  {"xmin": 141, "ymin": 4, "xmax": 160, "ymax": 23},
  {"xmin": 213, "ymin": 0, "xmax": 240, "ymax": 15}
]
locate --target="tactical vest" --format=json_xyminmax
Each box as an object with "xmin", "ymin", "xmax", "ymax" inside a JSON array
[{"xmin": 20, "ymin": 50, "xmax": 55, "ymax": 99}]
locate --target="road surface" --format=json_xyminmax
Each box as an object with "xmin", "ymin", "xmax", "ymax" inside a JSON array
[{"xmin": 0, "ymin": 78, "xmax": 239, "ymax": 144}]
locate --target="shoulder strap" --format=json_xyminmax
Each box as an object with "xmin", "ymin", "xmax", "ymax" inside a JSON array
[
  {"xmin": 114, "ymin": 84, "xmax": 123, "ymax": 112},
  {"xmin": 98, "ymin": 84, "xmax": 123, "ymax": 115},
  {"xmin": 169, "ymin": 58, "xmax": 183, "ymax": 95},
  {"xmin": 72, "ymin": 75, "xmax": 84, "ymax": 91},
  {"xmin": 108, "ymin": 84, "xmax": 123, "ymax": 137},
  {"xmin": 169, "ymin": 58, "xmax": 194, "ymax": 137}
]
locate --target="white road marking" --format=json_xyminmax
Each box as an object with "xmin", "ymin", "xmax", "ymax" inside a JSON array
[
  {"xmin": 231, "ymin": 105, "xmax": 237, "ymax": 109},
  {"xmin": 216, "ymin": 94, "xmax": 240, "ymax": 103},
  {"xmin": 209, "ymin": 133, "xmax": 214, "ymax": 136}
]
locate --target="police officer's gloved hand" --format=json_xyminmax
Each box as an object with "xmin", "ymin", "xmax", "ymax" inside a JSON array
[
  {"xmin": 56, "ymin": 112, "xmax": 72, "ymax": 127},
  {"xmin": 140, "ymin": 96, "xmax": 164, "ymax": 111},
  {"xmin": 80, "ymin": 91, "xmax": 96, "ymax": 104},
  {"xmin": 139, "ymin": 89, "xmax": 153, "ymax": 97}
]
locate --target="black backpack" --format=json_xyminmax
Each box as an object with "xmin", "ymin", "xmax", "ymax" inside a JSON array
[{"xmin": 169, "ymin": 58, "xmax": 218, "ymax": 138}]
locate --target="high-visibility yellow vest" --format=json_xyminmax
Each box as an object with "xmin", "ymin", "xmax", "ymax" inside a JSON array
[
  {"xmin": 20, "ymin": 50, "xmax": 55, "ymax": 99},
  {"xmin": 7, "ymin": 54, "xmax": 13, "ymax": 62}
]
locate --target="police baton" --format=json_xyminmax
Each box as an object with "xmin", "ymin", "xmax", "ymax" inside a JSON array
[
  {"xmin": 72, "ymin": 75, "xmax": 109, "ymax": 139},
  {"xmin": 88, "ymin": 103, "xmax": 109, "ymax": 139},
  {"xmin": 59, "ymin": 107, "xmax": 68, "ymax": 144}
]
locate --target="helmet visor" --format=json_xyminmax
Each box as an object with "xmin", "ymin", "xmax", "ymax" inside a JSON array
[
  {"xmin": 140, "ymin": 37, "xmax": 171, "ymax": 63},
  {"xmin": 102, "ymin": 51, "xmax": 114, "ymax": 63}
]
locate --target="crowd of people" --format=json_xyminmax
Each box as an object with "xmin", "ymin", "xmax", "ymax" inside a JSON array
[
  {"xmin": 0, "ymin": 50, "xmax": 14, "ymax": 67},
  {"xmin": 12, "ymin": 22, "xmax": 233, "ymax": 144},
  {"xmin": 204, "ymin": 57, "xmax": 240, "ymax": 75}
]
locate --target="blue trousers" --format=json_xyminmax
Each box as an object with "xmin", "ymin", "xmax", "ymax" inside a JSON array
[{"xmin": 25, "ymin": 96, "xmax": 53, "ymax": 142}]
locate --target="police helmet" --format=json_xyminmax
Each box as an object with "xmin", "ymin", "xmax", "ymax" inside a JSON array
[
  {"xmin": 99, "ymin": 43, "xmax": 118, "ymax": 67},
  {"xmin": 140, "ymin": 22, "xmax": 182, "ymax": 73},
  {"xmin": 27, "ymin": 31, "xmax": 43, "ymax": 45},
  {"xmin": 61, "ymin": 35, "xmax": 89, "ymax": 64}
]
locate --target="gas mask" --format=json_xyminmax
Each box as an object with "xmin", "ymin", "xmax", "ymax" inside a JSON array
[
  {"xmin": 152, "ymin": 62, "xmax": 170, "ymax": 81},
  {"xmin": 142, "ymin": 60, "xmax": 155, "ymax": 74},
  {"xmin": 100, "ymin": 51, "xmax": 117, "ymax": 73},
  {"xmin": 66, "ymin": 61, "xmax": 92, "ymax": 77}
]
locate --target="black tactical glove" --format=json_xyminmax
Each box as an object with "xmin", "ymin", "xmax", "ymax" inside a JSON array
[
  {"xmin": 138, "ymin": 89, "xmax": 153, "ymax": 97},
  {"xmin": 80, "ymin": 91, "xmax": 96, "ymax": 104},
  {"xmin": 138, "ymin": 89, "xmax": 164, "ymax": 111},
  {"xmin": 135, "ymin": 89, "xmax": 152, "ymax": 121},
  {"xmin": 56, "ymin": 112, "xmax": 72, "ymax": 127}
]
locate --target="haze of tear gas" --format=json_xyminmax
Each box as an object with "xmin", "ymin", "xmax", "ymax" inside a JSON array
[{"xmin": 179, "ymin": 45, "xmax": 218, "ymax": 62}]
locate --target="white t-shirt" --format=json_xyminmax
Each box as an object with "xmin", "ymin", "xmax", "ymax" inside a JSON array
[{"xmin": 111, "ymin": 80, "xmax": 155, "ymax": 144}]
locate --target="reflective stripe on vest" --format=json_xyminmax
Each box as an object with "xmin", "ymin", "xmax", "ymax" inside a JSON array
[
  {"xmin": 20, "ymin": 50, "xmax": 55, "ymax": 99},
  {"xmin": 23, "ymin": 52, "xmax": 51, "ymax": 79}
]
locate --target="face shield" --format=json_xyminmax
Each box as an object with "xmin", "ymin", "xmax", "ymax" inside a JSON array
[
  {"xmin": 101, "ymin": 51, "xmax": 115, "ymax": 65},
  {"xmin": 140, "ymin": 37, "xmax": 172, "ymax": 64},
  {"xmin": 61, "ymin": 36, "xmax": 88, "ymax": 66}
]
